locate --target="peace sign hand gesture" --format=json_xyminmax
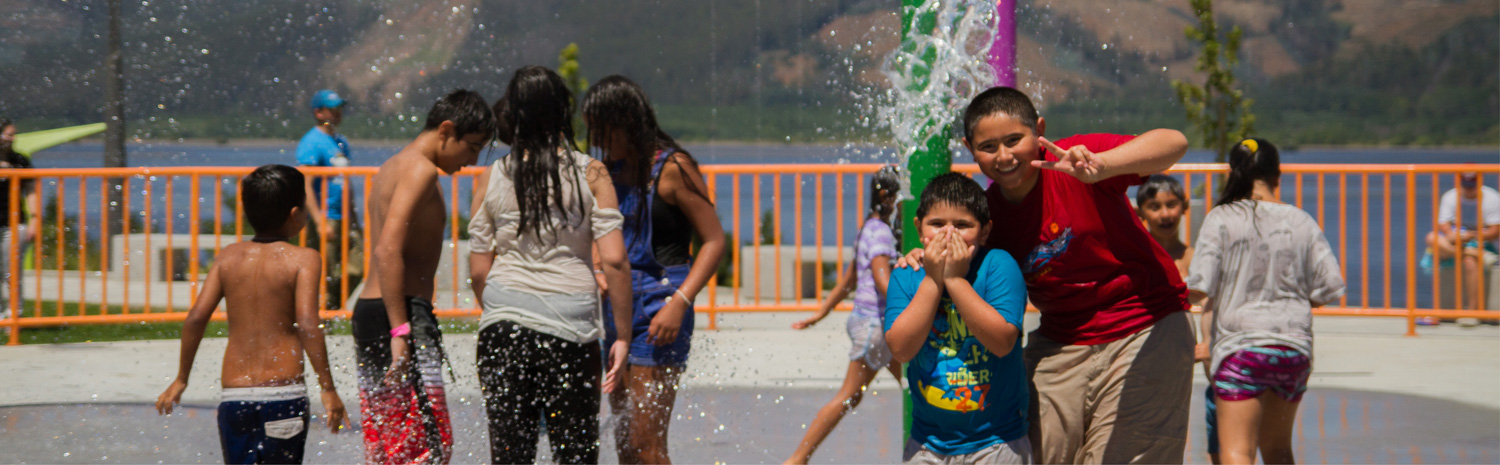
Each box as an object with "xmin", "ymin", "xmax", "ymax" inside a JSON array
[{"xmin": 1033, "ymin": 137, "xmax": 1108, "ymax": 184}]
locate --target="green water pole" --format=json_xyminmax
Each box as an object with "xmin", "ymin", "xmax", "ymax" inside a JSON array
[
  {"xmin": 897, "ymin": 0, "xmax": 1017, "ymax": 446},
  {"xmin": 897, "ymin": 0, "xmax": 950, "ymax": 444}
]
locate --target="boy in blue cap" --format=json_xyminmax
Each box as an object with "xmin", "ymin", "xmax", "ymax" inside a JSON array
[{"xmin": 296, "ymin": 89, "xmax": 362, "ymax": 310}]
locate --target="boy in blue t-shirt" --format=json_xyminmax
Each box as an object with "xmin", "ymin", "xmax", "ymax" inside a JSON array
[{"xmin": 885, "ymin": 173, "xmax": 1031, "ymax": 464}]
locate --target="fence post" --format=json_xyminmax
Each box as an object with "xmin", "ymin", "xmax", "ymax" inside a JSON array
[
  {"xmin": 1406, "ymin": 169, "xmax": 1418, "ymax": 337},
  {"xmin": 8, "ymin": 175, "xmax": 20, "ymax": 345}
]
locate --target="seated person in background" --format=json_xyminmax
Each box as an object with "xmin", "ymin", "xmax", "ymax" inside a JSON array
[{"xmin": 1424, "ymin": 171, "xmax": 1499, "ymax": 320}]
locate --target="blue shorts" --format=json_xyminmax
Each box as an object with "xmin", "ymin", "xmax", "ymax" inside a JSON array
[
  {"xmin": 604, "ymin": 264, "xmax": 694, "ymax": 367},
  {"xmin": 1204, "ymin": 386, "xmax": 1219, "ymax": 455},
  {"xmin": 218, "ymin": 385, "xmax": 310, "ymax": 464}
]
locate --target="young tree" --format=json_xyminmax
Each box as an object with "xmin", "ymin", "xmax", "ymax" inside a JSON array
[
  {"xmin": 558, "ymin": 43, "xmax": 590, "ymax": 148},
  {"xmin": 1172, "ymin": 0, "xmax": 1255, "ymax": 162}
]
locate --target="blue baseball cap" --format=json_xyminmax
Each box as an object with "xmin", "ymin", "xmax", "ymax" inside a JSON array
[{"xmin": 310, "ymin": 89, "xmax": 346, "ymax": 111}]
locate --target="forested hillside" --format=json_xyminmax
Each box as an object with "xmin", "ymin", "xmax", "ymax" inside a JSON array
[{"xmin": 0, "ymin": 0, "xmax": 1493, "ymax": 146}]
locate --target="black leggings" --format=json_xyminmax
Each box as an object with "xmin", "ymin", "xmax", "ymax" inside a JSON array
[{"xmin": 478, "ymin": 321, "xmax": 602, "ymax": 464}]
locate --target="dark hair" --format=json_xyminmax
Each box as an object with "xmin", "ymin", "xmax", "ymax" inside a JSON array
[
  {"xmin": 870, "ymin": 165, "xmax": 901, "ymax": 223},
  {"xmin": 422, "ymin": 89, "xmax": 497, "ymax": 140},
  {"xmin": 1217, "ymin": 138, "xmax": 1281, "ymax": 207},
  {"xmin": 581, "ymin": 75, "xmax": 702, "ymax": 217},
  {"xmin": 241, "ymin": 164, "xmax": 306, "ymax": 234},
  {"xmin": 1136, "ymin": 174, "xmax": 1187, "ymax": 211},
  {"xmin": 0, "ymin": 117, "xmax": 13, "ymax": 155},
  {"xmin": 963, "ymin": 87, "xmax": 1038, "ymax": 140},
  {"xmin": 502, "ymin": 66, "xmax": 586, "ymax": 238},
  {"xmin": 491, "ymin": 97, "xmax": 513, "ymax": 146},
  {"xmin": 916, "ymin": 172, "xmax": 989, "ymax": 222}
]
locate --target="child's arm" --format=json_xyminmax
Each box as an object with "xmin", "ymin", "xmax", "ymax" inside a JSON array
[
  {"xmin": 1196, "ymin": 305, "xmax": 1214, "ymax": 377},
  {"xmin": 373, "ymin": 167, "xmax": 438, "ymax": 366},
  {"xmin": 586, "ymin": 159, "xmax": 634, "ymax": 393},
  {"xmin": 647, "ymin": 154, "xmax": 725, "ymax": 345},
  {"xmin": 871, "ymin": 254, "xmax": 892, "ymax": 298},
  {"xmin": 792, "ymin": 261, "xmax": 855, "ymax": 329},
  {"xmin": 467, "ymin": 168, "xmax": 495, "ymax": 299},
  {"xmin": 940, "ymin": 233, "xmax": 1020, "ymax": 358},
  {"xmin": 293, "ymin": 250, "xmax": 346, "ymax": 433},
  {"xmin": 1035, "ymin": 129, "xmax": 1188, "ymax": 184},
  {"xmin": 886, "ymin": 229, "xmax": 951, "ymax": 363},
  {"xmin": 155, "ymin": 263, "xmax": 223, "ymax": 415}
]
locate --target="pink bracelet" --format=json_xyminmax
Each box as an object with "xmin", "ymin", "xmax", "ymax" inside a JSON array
[{"xmin": 390, "ymin": 322, "xmax": 411, "ymax": 338}]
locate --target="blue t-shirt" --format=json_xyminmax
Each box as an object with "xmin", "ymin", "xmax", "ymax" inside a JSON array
[
  {"xmin": 884, "ymin": 247, "xmax": 1029, "ymax": 455},
  {"xmin": 295, "ymin": 127, "xmax": 350, "ymax": 220}
]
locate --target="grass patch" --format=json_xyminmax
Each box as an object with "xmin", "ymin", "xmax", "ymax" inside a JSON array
[{"xmin": 10, "ymin": 300, "xmax": 480, "ymax": 345}]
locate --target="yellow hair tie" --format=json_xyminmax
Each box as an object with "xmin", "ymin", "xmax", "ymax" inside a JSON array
[{"xmin": 1241, "ymin": 139, "xmax": 1259, "ymax": 154}]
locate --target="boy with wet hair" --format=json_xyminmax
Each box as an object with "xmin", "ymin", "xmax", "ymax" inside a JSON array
[
  {"xmin": 885, "ymin": 173, "xmax": 1031, "ymax": 464},
  {"xmin": 353, "ymin": 89, "xmax": 495, "ymax": 464},
  {"xmin": 156, "ymin": 164, "xmax": 347, "ymax": 464}
]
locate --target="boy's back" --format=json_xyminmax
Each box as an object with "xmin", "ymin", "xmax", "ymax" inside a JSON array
[
  {"xmin": 216, "ymin": 240, "xmax": 322, "ymax": 387},
  {"xmin": 358, "ymin": 151, "xmax": 448, "ymax": 302},
  {"xmin": 156, "ymin": 164, "xmax": 346, "ymax": 465}
]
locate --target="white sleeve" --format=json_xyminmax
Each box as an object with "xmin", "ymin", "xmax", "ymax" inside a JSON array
[
  {"xmin": 1485, "ymin": 188, "xmax": 1500, "ymax": 225},
  {"xmin": 1184, "ymin": 210, "xmax": 1223, "ymax": 298},
  {"xmin": 591, "ymin": 207, "xmax": 623, "ymax": 239},
  {"xmin": 1304, "ymin": 219, "xmax": 1347, "ymax": 306},
  {"xmin": 468, "ymin": 167, "xmax": 501, "ymax": 254},
  {"xmin": 1438, "ymin": 190, "xmax": 1457, "ymax": 225}
]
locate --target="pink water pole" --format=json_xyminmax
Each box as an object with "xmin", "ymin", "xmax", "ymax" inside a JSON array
[{"xmin": 989, "ymin": 0, "xmax": 1017, "ymax": 87}]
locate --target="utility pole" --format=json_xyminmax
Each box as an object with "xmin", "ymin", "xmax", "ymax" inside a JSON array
[{"xmin": 104, "ymin": 0, "xmax": 126, "ymax": 235}]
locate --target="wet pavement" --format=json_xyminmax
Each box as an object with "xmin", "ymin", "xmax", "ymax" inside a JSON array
[
  {"xmin": 1, "ymin": 313, "xmax": 1498, "ymax": 463},
  {"xmin": 1, "ymin": 385, "xmax": 1496, "ymax": 464}
]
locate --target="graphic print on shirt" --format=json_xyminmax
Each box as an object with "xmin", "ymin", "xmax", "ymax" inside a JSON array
[
  {"xmin": 1022, "ymin": 224, "xmax": 1073, "ymax": 276},
  {"xmin": 916, "ymin": 299, "xmax": 992, "ymax": 413}
]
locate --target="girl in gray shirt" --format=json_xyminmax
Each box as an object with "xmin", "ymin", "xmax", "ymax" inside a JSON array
[{"xmin": 1185, "ymin": 138, "xmax": 1345, "ymax": 465}]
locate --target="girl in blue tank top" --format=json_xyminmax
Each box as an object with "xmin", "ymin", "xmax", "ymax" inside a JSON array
[{"xmin": 582, "ymin": 75, "xmax": 727, "ymax": 464}]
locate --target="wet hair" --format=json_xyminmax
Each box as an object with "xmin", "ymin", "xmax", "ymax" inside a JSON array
[
  {"xmin": 1136, "ymin": 174, "xmax": 1187, "ymax": 214},
  {"xmin": 0, "ymin": 117, "xmax": 13, "ymax": 154},
  {"xmin": 1217, "ymin": 138, "xmax": 1281, "ymax": 207},
  {"xmin": 422, "ymin": 89, "xmax": 497, "ymax": 140},
  {"xmin": 241, "ymin": 164, "xmax": 306, "ymax": 234},
  {"xmin": 581, "ymin": 75, "xmax": 705, "ymax": 219},
  {"xmin": 963, "ymin": 87, "xmax": 1038, "ymax": 140},
  {"xmin": 501, "ymin": 66, "xmax": 586, "ymax": 238},
  {"xmin": 491, "ymin": 97, "xmax": 513, "ymax": 146},
  {"xmin": 870, "ymin": 165, "xmax": 901, "ymax": 223},
  {"xmin": 915, "ymin": 172, "xmax": 989, "ymax": 222}
]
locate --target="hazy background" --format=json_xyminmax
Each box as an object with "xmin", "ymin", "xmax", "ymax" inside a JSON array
[{"xmin": 1, "ymin": 0, "xmax": 1496, "ymax": 147}]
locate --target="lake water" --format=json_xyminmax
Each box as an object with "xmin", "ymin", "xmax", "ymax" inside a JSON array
[{"xmin": 24, "ymin": 141, "xmax": 1500, "ymax": 309}]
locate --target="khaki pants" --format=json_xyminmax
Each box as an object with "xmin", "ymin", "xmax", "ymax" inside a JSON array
[
  {"xmin": 306, "ymin": 218, "xmax": 364, "ymax": 309},
  {"xmin": 1025, "ymin": 312, "xmax": 1194, "ymax": 464}
]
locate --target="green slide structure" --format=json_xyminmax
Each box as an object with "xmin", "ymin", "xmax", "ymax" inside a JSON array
[{"xmin": 13, "ymin": 123, "xmax": 107, "ymax": 157}]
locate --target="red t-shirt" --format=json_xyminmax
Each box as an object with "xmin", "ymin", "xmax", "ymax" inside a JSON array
[{"xmin": 985, "ymin": 133, "xmax": 1189, "ymax": 345}]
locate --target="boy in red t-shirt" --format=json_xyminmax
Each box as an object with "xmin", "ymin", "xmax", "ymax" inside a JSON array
[{"xmin": 905, "ymin": 87, "xmax": 1194, "ymax": 464}]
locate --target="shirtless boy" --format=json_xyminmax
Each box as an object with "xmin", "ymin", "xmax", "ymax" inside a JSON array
[
  {"xmin": 156, "ymin": 164, "xmax": 346, "ymax": 464},
  {"xmin": 352, "ymin": 89, "xmax": 495, "ymax": 464}
]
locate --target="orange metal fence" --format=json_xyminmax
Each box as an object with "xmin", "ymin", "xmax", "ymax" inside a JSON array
[{"xmin": 1, "ymin": 163, "xmax": 1496, "ymax": 344}]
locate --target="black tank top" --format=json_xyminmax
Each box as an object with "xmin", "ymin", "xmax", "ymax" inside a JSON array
[{"xmin": 650, "ymin": 188, "xmax": 693, "ymax": 266}]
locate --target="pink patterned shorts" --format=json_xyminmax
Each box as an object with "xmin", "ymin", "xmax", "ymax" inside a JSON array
[{"xmin": 1212, "ymin": 345, "xmax": 1311, "ymax": 403}]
